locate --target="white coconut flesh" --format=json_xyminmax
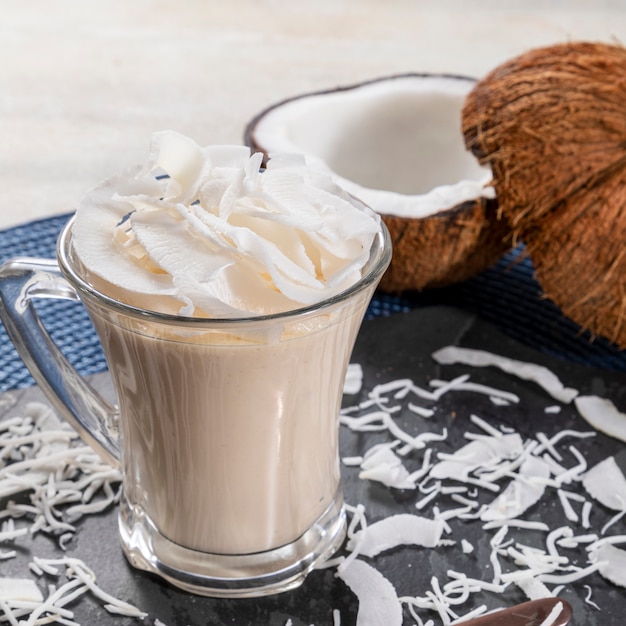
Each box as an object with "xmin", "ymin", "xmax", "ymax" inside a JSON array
[{"xmin": 250, "ymin": 75, "xmax": 494, "ymax": 218}]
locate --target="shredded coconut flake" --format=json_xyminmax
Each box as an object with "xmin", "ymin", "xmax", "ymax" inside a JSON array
[
  {"xmin": 480, "ymin": 455, "xmax": 550, "ymax": 521},
  {"xmin": 336, "ymin": 559, "xmax": 403, "ymax": 626},
  {"xmin": 430, "ymin": 434, "xmax": 523, "ymax": 482},
  {"xmin": 344, "ymin": 364, "xmax": 364, "ymax": 395},
  {"xmin": 589, "ymin": 542, "xmax": 626, "ymax": 587},
  {"xmin": 461, "ymin": 539, "xmax": 474, "ymax": 554},
  {"xmin": 0, "ymin": 578, "xmax": 43, "ymax": 603},
  {"xmin": 574, "ymin": 395, "xmax": 626, "ymax": 443},
  {"xmin": 338, "ymin": 350, "xmax": 625, "ymax": 623},
  {"xmin": 0, "ymin": 405, "xmax": 143, "ymax": 624},
  {"xmin": 582, "ymin": 456, "xmax": 626, "ymax": 511},
  {"xmin": 0, "ymin": 404, "xmax": 121, "ymax": 547},
  {"xmin": 432, "ymin": 346, "xmax": 578, "ymax": 403},
  {"xmin": 346, "ymin": 514, "xmax": 444, "ymax": 557},
  {"xmin": 537, "ymin": 601, "xmax": 564, "ymax": 626}
]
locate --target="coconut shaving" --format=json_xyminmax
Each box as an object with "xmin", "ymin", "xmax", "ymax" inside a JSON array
[{"xmin": 71, "ymin": 131, "xmax": 381, "ymax": 318}]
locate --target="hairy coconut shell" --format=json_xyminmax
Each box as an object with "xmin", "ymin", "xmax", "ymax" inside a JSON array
[
  {"xmin": 462, "ymin": 41, "xmax": 626, "ymax": 348},
  {"xmin": 379, "ymin": 196, "xmax": 507, "ymax": 291}
]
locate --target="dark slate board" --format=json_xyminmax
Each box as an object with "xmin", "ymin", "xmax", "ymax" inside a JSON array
[{"xmin": 1, "ymin": 306, "xmax": 625, "ymax": 625}]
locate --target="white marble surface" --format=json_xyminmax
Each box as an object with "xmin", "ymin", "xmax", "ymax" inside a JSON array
[{"xmin": 1, "ymin": 0, "xmax": 625, "ymax": 230}]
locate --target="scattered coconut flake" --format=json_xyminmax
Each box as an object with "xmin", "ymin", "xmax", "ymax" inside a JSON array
[
  {"xmin": 338, "ymin": 358, "xmax": 626, "ymax": 622},
  {"xmin": 538, "ymin": 563, "xmax": 603, "ymax": 585},
  {"xmin": 0, "ymin": 404, "xmax": 122, "ymax": 547},
  {"xmin": 488, "ymin": 526, "xmax": 509, "ymax": 584},
  {"xmin": 405, "ymin": 449, "xmax": 435, "ymax": 483},
  {"xmin": 556, "ymin": 533, "xmax": 598, "ymax": 549},
  {"xmin": 557, "ymin": 490, "xmax": 581, "ymax": 523},
  {"xmin": 339, "ymin": 411, "xmax": 388, "ymax": 432},
  {"xmin": 461, "ymin": 539, "xmax": 474, "ymax": 554},
  {"xmin": 545, "ymin": 406, "xmax": 561, "ymax": 414},
  {"xmin": 0, "ymin": 525, "xmax": 28, "ymax": 542},
  {"xmin": 336, "ymin": 559, "xmax": 402, "ymax": 626},
  {"xmin": 340, "ymin": 411, "xmax": 389, "ymax": 432},
  {"xmin": 582, "ymin": 456, "xmax": 626, "ymax": 511},
  {"xmin": 515, "ymin": 576, "xmax": 554, "ymax": 600},
  {"xmin": 537, "ymin": 601, "xmax": 565, "ymax": 626},
  {"xmin": 32, "ymin": 556, "xmax": 147, "ymax": 619},
  {"xmin": 506, "ymin": 544, "xmax": 567, "ymax": 574},
  {"xmin": 344, "ymin": 364, "xmax": 364, "ymax": 395},
  {"xmin": 450, "ymin": 493, "xmax": 478, "ymax": 509},
  {"xmin": 430, "ymin": 434, "xmax": 523, "ymax": 481},
  {"xmin": 358, "ymin": 446, "xmax": 415, "ymax": 490},
  {"xmin": 432, "ymin": 346, "xmax": 579, "ymax": 403},
  {"xmin": 342, "ymin": 456, "xmax": 364, "ymax": 467},
  {"xmin": 398, "ymin": 429, "xmax": 448, "ymax": 457},
  {"xmin": 533, "ymin": 429, "xmax": 595, "ymax": 456},
  {"xmin": 553, "ymin": 446, "xmax": 587, "ymax": 487},
  {"xmin": 535, "ymin": 432, "xmax": 563, "ymax": 462},
  {"xmin": 490, "ymin": 396, "xmax": 511, "ymax": 407},
  {"xmin": 408, "ymin": 404, "xmax": 435, "ymax": 418},
  {"xmin": 369, "ymin": 379, "xmax": 415, "ymax": 399},
  {"xmin": 444, "ymin": 571, "xmax": 509, "ymax": 596},
  {"xmin": 587, "ymin": 535, "xmax": 626, "ymax": 551},
  {"xmin": 441, "ymin": 486, "xmax": 468, "ymax": 495},
  {"xmin": 574, "ymin": 395, "xmax": 626, "ymax": 443},
  {"xmin": 582, "ymin": 501, "xmax": 593, "ymax": 529},
  {"xmin": 469, "ymin": 414, "xmax": 503, "ymax": 439},
  {"xmin": 415, "ymin": 483, "xmax": 442, "ymax": 510},
  {"xmin": 380, "ymin": 413, "xmax": 446, "ymax": 453},
  {"xmin": 428, "ymin": 374, "xmax": 471, "ymax": 399},
  {"xmin": 546, "ymin": 526, "xmax": 573, "ymax": 559},
  {"xmin": 583, "ymin": 585, "xmax": 601, "ymax": 611},
  {"xmin": 0, "ymin": 578, "xmax": 43, "ymax": 603},
  {"xmin": 482, "ymin": 519, "xmax": 550, "ymax": 532},
  {"xmin": 430, "ymin": 379, "xmax": 520, "ymax": 404},
  {"xmin": 346, "ymin": 514, "xmax": 444, "ymax": 557},
  {"xmin": 435, "ymin": 504, "xmax": 475, "ymax": 522},
  {"xmin": 0, "ymin": 404, "xmax": 147, "ymax": 623}
]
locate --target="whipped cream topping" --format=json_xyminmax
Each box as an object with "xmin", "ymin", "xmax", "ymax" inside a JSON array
[{"xmin": 72, "ymin": 131, "xmax": 382, "ymax": 317}]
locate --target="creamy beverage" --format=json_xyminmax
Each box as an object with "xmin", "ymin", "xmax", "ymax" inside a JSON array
[
  {"xmin": 91, "ymin": 301, "xmax": 366, "ymax": 554},
  {"xmin": 43, "ymin": 130, "xmax": 391, "ymax": 594}
]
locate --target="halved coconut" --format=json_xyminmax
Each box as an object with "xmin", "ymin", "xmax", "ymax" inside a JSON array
[
  {"xmin": 462, "ymin": 42, "xmax": 626, "ymax": 348},
  {"xmin": 245, "ymin": 74, "xmax": 512, "ymax": 292}
]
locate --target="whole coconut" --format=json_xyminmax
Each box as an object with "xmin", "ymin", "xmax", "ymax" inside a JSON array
[{"xmin": 462, "ymin": 41, "xmax": 626, "ymax": 348}]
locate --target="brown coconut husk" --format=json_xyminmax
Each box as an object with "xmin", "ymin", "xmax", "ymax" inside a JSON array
[
  {"xmin": 379, "ymin": 196, "xmax": 508, "ymax": 292},
  {"xmin": 462, "ymin": 41, "xmax": 626, "ymax": 348}
]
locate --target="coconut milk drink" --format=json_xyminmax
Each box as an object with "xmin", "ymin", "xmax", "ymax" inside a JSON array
[
  {"xmin": 91, "ymin": 297, "xmax": 365, "ymax": 555},
  {"xmin": 33, "ymin": 130, "xmax": 392, "ymax": 596}
]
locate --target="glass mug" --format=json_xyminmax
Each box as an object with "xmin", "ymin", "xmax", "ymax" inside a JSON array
[{"xmin": 0, "ymin": 217, "xmax": 391, "ymax": 597}]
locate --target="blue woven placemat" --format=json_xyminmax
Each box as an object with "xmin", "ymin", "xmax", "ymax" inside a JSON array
[{"xmin": 0, "ymin": 213, "xmax": 624, "ymax": 392}]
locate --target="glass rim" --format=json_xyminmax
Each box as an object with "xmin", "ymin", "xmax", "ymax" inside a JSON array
[{"xmin": 56, "ymin": 215, "xmax": 392, "ymax": 328}]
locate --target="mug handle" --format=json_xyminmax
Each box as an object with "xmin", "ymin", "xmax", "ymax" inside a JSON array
[{"xmin": 0, "ymin": 257, "xmax": 120, "ymax": 468}]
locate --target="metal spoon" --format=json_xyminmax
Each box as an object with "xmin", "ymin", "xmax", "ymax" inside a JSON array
[{"xmin": 461, "ymin": 597, "xmax": 573, "ymax": 626}]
